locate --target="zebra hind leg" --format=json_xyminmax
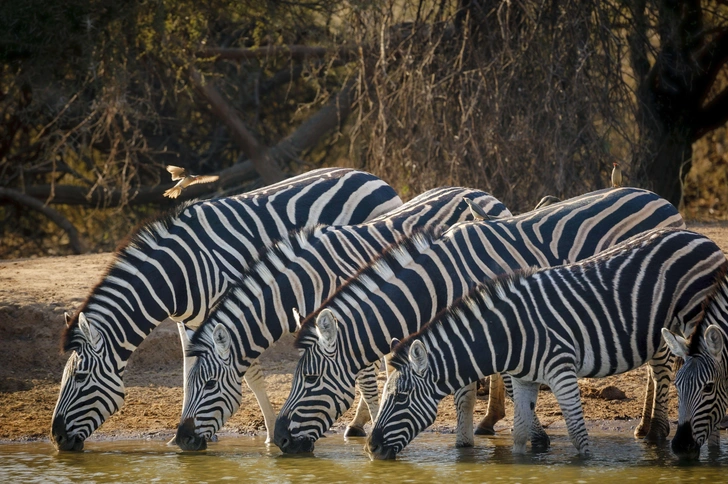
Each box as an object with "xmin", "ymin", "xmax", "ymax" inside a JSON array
[
  {"xmin": 453, "ymin": 382, "xmax": 476, "ymax": 447},
  {"xmin": 474, "ymin": 373, "xmax": 506, "ymax": 435},
  {"xmin": 510, "ymin": 378, "xmax": 541, "ymax": 454},
  {"xmin": 549, "ymin": 365, "xmax": 590, "ymax": 456},
  {"xmin": 243, "ymin": 361, "xmax": 276, "ymax": 444},
  {"xmin": 345, "ymin": 362, "xmax": 380, "ymax": 437}
]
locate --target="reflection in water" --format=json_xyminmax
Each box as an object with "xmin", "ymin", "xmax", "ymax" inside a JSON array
[{"xmin": 0, "ymin": 431, "xmax": 726, "ymax": 483}]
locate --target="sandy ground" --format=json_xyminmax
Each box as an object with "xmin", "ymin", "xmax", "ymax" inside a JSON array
[{"xmin": 1, "ymin": 222, "xmax": 728, "ymax": 445}]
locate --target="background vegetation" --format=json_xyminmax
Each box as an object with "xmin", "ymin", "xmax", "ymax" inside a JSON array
[{"xmin": 2, "ymin": 0, "xmax": 727, "ymax": 258}]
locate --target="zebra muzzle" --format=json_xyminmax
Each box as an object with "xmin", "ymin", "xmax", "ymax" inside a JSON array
[
  {"xmin": 274, "ymin": 416, "xmax": 315, "ymax": 454},
  {"xmin": 365, "ymin": 429, "xmax": 397, "ymax": 460},
  {"xmin": 175, "ymin": 418, "xmax": 207, "ymax": 451},
  {"xmin": 50, "ymin": 415, "xmax": 84, "ymax": 452},
  {"xmin": 671, "ymin": 422, "xmax": 701, "ymax": 460}
]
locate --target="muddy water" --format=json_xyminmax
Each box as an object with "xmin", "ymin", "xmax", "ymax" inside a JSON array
[{"xmin": 1, "ymin": 431, "xmax": 726, "ymax": 483}]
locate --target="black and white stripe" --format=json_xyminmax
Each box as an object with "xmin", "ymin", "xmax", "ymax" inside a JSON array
[
  {"xmin": 50, "ymin": 168, "xmax": 401, "ymax": 451},
  {"xmin": 174, "ymin": 187, "xmax": 509, "ymax": 450},
  {"xmin": 367, "ymin": 229, "xmax": 727, "ymax": 458},
  {"xmin": 663, "ymin": 269, "xmax": 728, "ymax": 459},
  {"xmin": 277, "ymin": 188, "xmax": 685, "ymax": 454}
]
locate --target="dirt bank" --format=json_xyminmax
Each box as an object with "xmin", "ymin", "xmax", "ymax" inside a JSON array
[{"xmin": 1, "ymin": 222, "xmax": 727, "ymax": 444}]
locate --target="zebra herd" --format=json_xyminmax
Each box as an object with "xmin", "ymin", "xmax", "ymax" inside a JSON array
[{"xmin": 49, "ymin": 168, "xmax": 728, "ymax": 461}]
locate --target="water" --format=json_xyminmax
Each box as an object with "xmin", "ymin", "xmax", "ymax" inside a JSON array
[{"xmin": 1, "ymin": 431, "xmax": 726, "ymax": 483}]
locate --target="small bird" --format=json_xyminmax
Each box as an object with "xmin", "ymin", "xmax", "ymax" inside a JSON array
[
  {"xmin": 611, "ymin": 162, "xmax": 623, "ymax": 188},
  {"xmin": 534, "ymin": 195, "xmax": 560, "ymax": 210},
  {"xmin": 163, "ymin": 165, "xmax": 220, "ymax": 199},
  {"xmin": 463, "ymin": 197, "xmax": 491, "ymax": 221}
]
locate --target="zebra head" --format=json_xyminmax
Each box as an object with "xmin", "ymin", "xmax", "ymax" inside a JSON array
[
  {"xmin": 663, "ymin": 326, "xmax": 728, "ymax": 460},
  {"xmin": 275, "ymin": 309, "xmax": 356, "ymax": 453},
  {"xmin": 51, "ymin": 312, "xmax": 125, "ymax": 451},
  {"xmin": 366, "ymin": 339, "xmax": 442, "ymax": 460},
  {"xmin": 175, "ymin": 322, "xmax": 243, "ymax": 451}
]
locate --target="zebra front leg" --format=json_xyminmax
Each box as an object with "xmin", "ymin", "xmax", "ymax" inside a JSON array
[
  {"xmin": 708, "ymin": 427, "xmax": 721, "ymax": 451},
  {"xmin": 643, "ymin": 349, "xmax": 673, "ymax": 443},
  {"xmin": 634, "ymin": 367, "xmax": 654, "ymax": 438},
  {"xmin": 474, "ymin": 373, "xmax": 506, "ymax": 435},
  {"xmin": 510, "ymin": 378, "xmax": 541, "ymax": 454},
  {"xmin": 243, "ymin": 361, "xmax": 276, "ymax": 444},
  {"xmin": 548, "ymin": 365, "xmax": 590, "ymax": 456},
  {"xmin": 453, "ymin": 382, "xmax": 476, "ymax": 447},
  {"xmin": 345, "ymin": 363, "xmax": 380, "ymax": 437}
]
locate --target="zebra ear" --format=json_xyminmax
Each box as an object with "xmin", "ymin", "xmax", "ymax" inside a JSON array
[
  {"xmin": 662, "ymin": 328, "xmax": 689, "ymax": 360},
  {"xmin": 212, "ymin": 323, "xmax": 231, "ymax": 360},
  {"xmin": 463, "ymin": 197, "xmax": 490, "ymax": 221},
  {"xmin": 705, "ymin": 325, "xmax": 724, "ymax": 360},
  {"xmin": 78, "ymin": 312, "xmax": 102, "ymax": 350},
  {"xmin": 315, "ymin": 309, "xmax": 338, "ymax": 349},
  {"xmin": 64, "ymin": 312, "xmax": 73, "ymax": 328},
  {"xmin": 390, "ymin": 338, "xmax": 401, "ymax": 353},
  {"xmin": 292, "ymin": 308, "xmax": 304, "ymax": 331},
  {"xmin": 408, "ymin": 340, "xmax": 429, "ymax": 376}
]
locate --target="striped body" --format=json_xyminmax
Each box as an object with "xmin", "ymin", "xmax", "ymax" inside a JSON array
[
  {"xmin": 174, "ymin": 187, "xmax": 510, "ymax": 450},
  {"xmin": 50, "ymin": 168, "xmax": 401, "ymax": 451},
  {"xmin": 278, "ymin": 188, "xmax": 684, "ymax": 453},
  {"xmin": 663, "ymin": 272, "xmax": 728, "ymax": 459},
  {"xmin": 368, "ymin": 229, "xmax": 727, "ymax": 458}
]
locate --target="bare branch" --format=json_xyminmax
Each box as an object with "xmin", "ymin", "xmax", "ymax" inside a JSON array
[
  {"xmin": 0, "ymin": 187, "xmax": 87, "ymax": 254},
  {"xmin": 696, "ymin": 87, "xmax": 728, "ymax": 139},
  {"xmin": 199, "ymin": 45, "xmax": 357, "ymax": 61}
]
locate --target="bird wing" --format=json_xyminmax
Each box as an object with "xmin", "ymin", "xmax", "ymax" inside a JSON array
[
  {"xmin": 166, "ymin": 165, "xmax": 187, "ymax": 180},
  {"xmin": 188, "ymin": 175, "xmax": 220, "ymax": 186}
]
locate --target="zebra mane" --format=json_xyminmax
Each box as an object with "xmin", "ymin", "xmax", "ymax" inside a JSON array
[
  {"xmin": 687, "ymin": 261, "xmax": 728, "ymax": 355},
  {"xmin": 294, "ymin": 226, "xmax": 443, "ymax": 349},
  {"xmin": 188, "ymin": 224, "xmax": 327, "ymax": 346},
  {"xmin": 61, "ymin": 200, "xmax": 198, "ymax": 352},
  {"xmin": 388, "ymin": 267, "xmax": 540, "ymax": 370}
]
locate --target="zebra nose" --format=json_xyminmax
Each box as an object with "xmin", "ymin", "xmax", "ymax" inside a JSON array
[
  {"xmin": 273, "ymin": 416, "xmax": 293, "ymax": 452},
  {"xmin": 175, "ymin": 418, "xmax": 207, "ymax": 451},
  {"xmin": 50, "ymin": 415, "xmax": 84, "ymax": 452},
  {"xmin": 671, "ymin": 422, "xmax": 700, "ymax": 459},
  {"xmin": 366, "ymin": 428, "xmax": 395, "ymax": 460}
]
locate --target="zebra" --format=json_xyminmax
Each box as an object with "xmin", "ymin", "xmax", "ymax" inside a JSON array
[
  {"xmin": 662, "ymin": 269, "xmax": 728, "ymax": 459},
  {"xmin": 275, "ymin": 188, "xmax": 685, "ymax": 454},
  {"xmin": 50, "ymin": 168, "xmax": 401, "ymax": 451},
  {"xmin": 174, "ymin": 187, "xmax": 509, "ymax": 450},
  {"xmin": 365, "ymin": 228, "xmax": 728, "ymax": 458}
]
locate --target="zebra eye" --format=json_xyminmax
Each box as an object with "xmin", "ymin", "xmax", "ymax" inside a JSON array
[
  {"xmin": 395, "ymin": 392, "xmax": 408, "ymax": 403},
  {"xmin": 304, "ymin": 375, "xmax": 319, "ymax": 384},
  {"xmin": 74, "ymin": 372, "xmax": 89, "ymax": 384},
  {"xmin": 703, "ymin": 382, "xmax": 715, "ymax": 394},
  {"xmin": 204, "ymin": 380, "xmax": 217, "ymax": 391}
]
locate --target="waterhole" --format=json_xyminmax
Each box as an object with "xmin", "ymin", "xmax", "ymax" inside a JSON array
[{"xmin": 1, "ymin": 430, "xmax": 725, "ymax": 483}]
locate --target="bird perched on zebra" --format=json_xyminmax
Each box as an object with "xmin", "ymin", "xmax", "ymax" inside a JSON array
[
  {"xmin": 173, "ymin": 187, "xmax": 510, "ymax": 451},
  {"xmin": 163, "ymin": 165, "xmax": 220, "ymax": 198},
  {"xmin": 274, "ymin": 188, "xmax": 685, "ymax": 455},
  {"xmin": 50, "ymin": 168, "xmax": 401, "ymax": 452},
  {"xmin": 612, "ymin": 162, "xmax": 623, "ymax": 188},
  {"xmin": 534, "ymin": 195, "xmax": 560, "ymax": 210},
  {"xmin": 367, "ymin": 228, "xmax": 727, "ymax": 458},
  {"xmin": 662, "ymin": 268, "xmax": 728, "ymax": 459}
]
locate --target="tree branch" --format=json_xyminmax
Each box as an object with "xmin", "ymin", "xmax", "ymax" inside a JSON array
[
  {"xmin": 188, "ymin": 67, "xmax": 286, "ymax": 184},
  {"xmin": 0, "ymin": 187, "xmax": 87, "ymax": 254},
  {"xmin": 695, "ymin": 86, "xmax": 728, "ymax": 139},
  {"xmin": 199, "ymin": 45, "xmax": 356, "ymax": 61}
]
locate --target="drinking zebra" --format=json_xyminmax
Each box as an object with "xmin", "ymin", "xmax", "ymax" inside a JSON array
[
  {"xmin": 275, "ymin": 188, "xmax": 685, "ymax": 454},
  {"xmin": 50, "ymin": 168, "xmax": 401, "ymax": 451},
  {"xmin": 174, "ymin": 187, "xmax": 509, "ymax": 450},
  {"xmin": 366, "ymin": 229, "xmax": 727, "ymax": 458},
  {"xmin": 662, "ymin": 268, "xmax": 728, "ymax": 459}
]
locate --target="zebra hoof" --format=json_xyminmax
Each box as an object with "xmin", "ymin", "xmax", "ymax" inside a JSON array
[
  {"xmin": 344, "ymin": 426, "xmax": 367, "ymax": 438},
  {"xmin": 634, "ymin": 421, "xmax": 650, "ymax": 438},
  {"xmin": 643, "ymin": 431, "xmax": 668, "ymax": 444},
  {"xmin": 474, "ymin": 425, "xmax": 496, "ymax": 436}
]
